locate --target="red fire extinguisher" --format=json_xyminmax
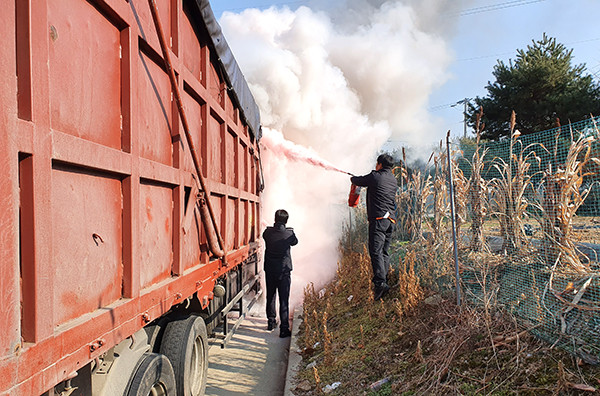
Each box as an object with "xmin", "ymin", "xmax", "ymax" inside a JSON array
[{"xmin": 348, "ymin": 184, "xmax": 361, "ymax": 207}]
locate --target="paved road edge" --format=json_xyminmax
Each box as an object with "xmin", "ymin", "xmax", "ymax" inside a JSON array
[{"xmin": 283, "ymin": 306, "xmax": 303, "ymax": 396}]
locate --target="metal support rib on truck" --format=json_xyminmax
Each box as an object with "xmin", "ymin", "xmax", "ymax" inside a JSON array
[
  {"xmin": 0, "ymin": 0, "xmax": 263, "ymax": 395},
  {"xmin": 148, "ymin": 0, "xmax": 226, "ymax": 260}
]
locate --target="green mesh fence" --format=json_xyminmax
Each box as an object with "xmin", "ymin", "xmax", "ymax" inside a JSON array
[
  {"xmin": 392, "ymin": 117, "xmax": 600, "ymax": 364},
  {"xmin": 460, "ymin": 117, "xmax": 600, "ymax": 217}
]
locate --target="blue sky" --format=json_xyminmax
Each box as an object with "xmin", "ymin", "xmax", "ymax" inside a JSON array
[{"xmin": 209, "ymin": 0, "xmax": 600, "ymax": 141}]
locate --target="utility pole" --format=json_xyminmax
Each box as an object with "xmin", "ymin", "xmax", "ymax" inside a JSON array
[
  {"xmin": 452, "ymin": 98, "xmax": 471, "ymax": 138},
  {"xmin": 462, "ymin": 99, "xmax": 468, "ymax": 138}
]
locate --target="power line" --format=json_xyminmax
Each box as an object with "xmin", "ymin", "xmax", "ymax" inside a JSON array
[
  {"xmin": 568, "ymin": 37, "xmax": 600, "ymax": 46},
  {"xmin": 589, "ymin": 63, "xmax": 600, "ymax": 80},
  {"xmin": 457, "ymin": 37, "xmax": 600, "ymax": 63},
  {"xmin": 448, "ymin": 0, "xmax": 547, "ymax": 17},
  {"xmin": 429, "ymin": 102, "xmax": 458, "ymax": 112},
  {"xmin": 212, "ymin": 1, "xmax": 307, "ymax": 14},
  {"xmin": 215, "ymin": 0, "xmax": 546, "ymax": 18},
  {"xmin": 457, "ymin": 52, "xmax": 514, "ymax": 62}
]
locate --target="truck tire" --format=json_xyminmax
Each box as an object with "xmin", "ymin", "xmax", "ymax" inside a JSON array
[
  {"xmin": 160, "ymin": 315, "xmax": 209, "ymax": 396},
  {"xmin": 126, "ymin": 353, "xmax": 176, "ymax": 396}
]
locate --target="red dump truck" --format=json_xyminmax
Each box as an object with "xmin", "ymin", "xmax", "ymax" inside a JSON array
[{"xmin": 0, "ymin": 0, "xmax": 263, "ymax": 394}]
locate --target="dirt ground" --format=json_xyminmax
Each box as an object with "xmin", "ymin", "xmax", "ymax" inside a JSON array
[{"xmin": 455, "ymin": 217, "xmax": 600, "ymax": 245}]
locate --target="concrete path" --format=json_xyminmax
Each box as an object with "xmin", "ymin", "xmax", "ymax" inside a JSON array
[{"xmin": 205, "ymin": 304, "xmax": 291, "ymax": 396}]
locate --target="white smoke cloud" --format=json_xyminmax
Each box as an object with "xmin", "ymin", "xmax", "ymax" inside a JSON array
[
  {"xmin": 219, "ymin": 1, "xmax": 458, "ymax": 308},
  {"xmin": 327, "ymin": 3, "xmax": 452, "ymax": 148}
]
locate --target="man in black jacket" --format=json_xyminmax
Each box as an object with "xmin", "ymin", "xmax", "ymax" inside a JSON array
[
  {"xmin": 351, "ymin": 154, "xmax": 398, "ymax": 301},
  {"xmin": 263, "ymin": 209, "xmax": 298, "ymax": 338}
]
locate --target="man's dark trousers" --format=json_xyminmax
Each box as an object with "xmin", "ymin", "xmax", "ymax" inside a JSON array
[
  {"xmin": 266, "ymin": 271, "xmax": 291, "ymax": 331},
  {"xmin": 368, "ymin": 218, "xmax": 393, "ymax": 287}
]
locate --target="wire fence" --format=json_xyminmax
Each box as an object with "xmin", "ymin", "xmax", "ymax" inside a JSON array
[{"xmin": 390, "ymin": 116, "xmax": 600, "ymax": 364}]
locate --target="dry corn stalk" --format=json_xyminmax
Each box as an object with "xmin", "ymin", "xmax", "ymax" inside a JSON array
[
  {"xmin": 451, "ymin": 154, "xmax": 469, "ymax": 246},
  {"xmin": 398, "ymin": 171, "xmax": 431, "ymax": 241},
  {"xmin": 432, "ymin": 143, "xmax": 449, "ymax": 243},
  {"xmin": 490, "ymin": 112, "xmax": 539, "ymax": 254},
  {"xmin": 468, "ymin": 108, "xmax": 489, "ymax": 251},
  {"xmin": 490, "ymin": 151, "xmax": 538, "ymax": 254},
  {"xmin": 539, "ymin": 133, "xmax": 598, "ymax": 273}
]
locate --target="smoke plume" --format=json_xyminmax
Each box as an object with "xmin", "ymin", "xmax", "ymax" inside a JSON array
[{"xmin": 218, "ymin": 1, "xmax": 459, "ymax": 308}]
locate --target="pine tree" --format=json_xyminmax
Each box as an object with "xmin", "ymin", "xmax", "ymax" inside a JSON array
[{"xmin": 469, "ymin": 34, "xmax": 600, "ymax": 140}]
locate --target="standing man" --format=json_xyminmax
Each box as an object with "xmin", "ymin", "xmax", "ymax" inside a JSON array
[
  {"xmin": 263, "ymin": 209, "xmax": 298, "ymax": 338},
  {"xmin": 351, "ymin": 154, "xmax": 398, "ymax": 301}
]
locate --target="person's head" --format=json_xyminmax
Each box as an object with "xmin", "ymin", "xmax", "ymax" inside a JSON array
[
  {"xmin": 376, "ymin": 154, "xmax": 394, "ymax": 170},
  {"xmin": 274, "ymin": 209, "xmax": 289, "ymax": 224}
]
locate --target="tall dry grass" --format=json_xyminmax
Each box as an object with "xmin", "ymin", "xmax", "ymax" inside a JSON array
[{"xmin": 394, "ymin": 249, "xmax": 424, "ymax": 315}]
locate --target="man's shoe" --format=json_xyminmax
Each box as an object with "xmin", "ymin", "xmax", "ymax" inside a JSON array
[
  {"xmin": 267, "ymin": 320, "xmax": 277, "ymax": 331},
  {"xmin": 279, "ymin": 329, "xmax": 291, "ymax": 338},
  {"xmin": 373, "ymin": 283, "xmax": 390, "ymax": 301}
]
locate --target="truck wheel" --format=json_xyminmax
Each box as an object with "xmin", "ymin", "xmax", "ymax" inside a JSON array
[
  {"xmin": 127, "ymin": 353, "xmax": 176, "ymax": 396},
  {"xmin": 160, "ymin": 315, "xmax": 209, "ymax": 396}
]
